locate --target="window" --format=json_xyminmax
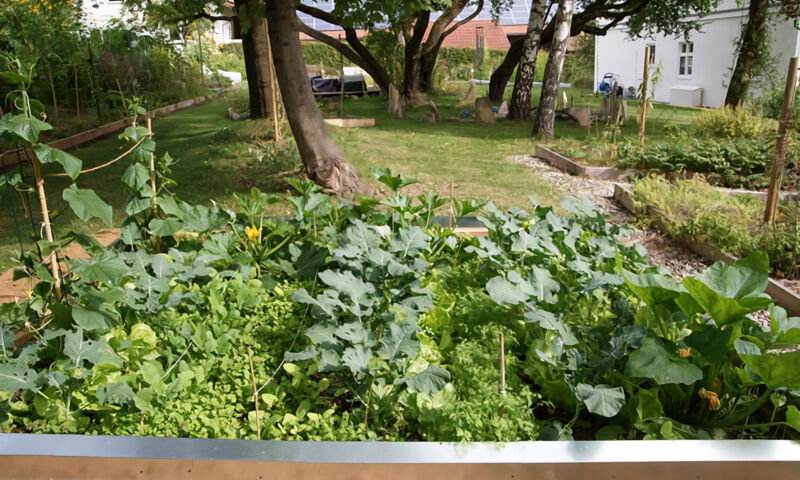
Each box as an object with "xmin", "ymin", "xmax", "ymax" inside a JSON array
[
  {"xmin": 647, "ymin": 44, "xmax": 656, "ymax": 64},
  {"xmin": 679, "ymin": 42, "xmax": 694, "ymax": 77}
]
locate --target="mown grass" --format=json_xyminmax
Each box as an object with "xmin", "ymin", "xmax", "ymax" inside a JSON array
[{"xmin": 0, "ymin": 87, "xmax": 701, "ymax": 271}]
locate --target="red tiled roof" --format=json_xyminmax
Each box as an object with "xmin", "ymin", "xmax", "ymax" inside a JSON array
[
  {"xmin": 438, "ymin": 20, "xmax": 510, "ymax": 50},
  {"xmin": 299, "ymin": 19, "xmax": 510, "ymax": 50}
]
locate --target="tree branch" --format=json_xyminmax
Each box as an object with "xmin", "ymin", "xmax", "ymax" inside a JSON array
[{"xmin": 442, "ymin": 0, "xmax": 485, "ymax": 38}]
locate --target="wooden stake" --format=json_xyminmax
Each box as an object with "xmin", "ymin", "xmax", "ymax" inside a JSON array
[
  {"xmin": 28, "ymin": 150, "xmax": 61, "ymax": 300},
  {"xmin": 264, "ymin": 18, "xmax": 281, "ymax": 142},
  {"xmin": 498, "ymin": 332, "xmax": 506, "ymax": 396},
  {"xmin": 638, "ymin": 45, "xmax": 651, "ymax": 143},
  {"xmin": 248, "ymin": 348, "xmax": 261, "ymax": 440},
  {"xmin": 764, "ymin": 56, "xmax": 799, "ymax": 224},
  {"xmin": 146, "ymin": 117, "xmax": 157, "ymax": 215},
  {"xmin": 73, "ymin": 64, "xmax": 81, "ymax": 122}
]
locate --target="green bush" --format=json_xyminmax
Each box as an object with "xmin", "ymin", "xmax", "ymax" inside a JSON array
[
  {"xmin": 618, "ymin": 136, "xmax": 798, "ymax": 189},
  {"xmin": 439, "ymin": 47, "xmax": 507, "ymax": 80},
  {"xmin": 753, "ymin": 84, "xmax": 800, "ymax": 130},
  {"xmin": 691, "ymin": 105, "xmax": 772, "ymax": 140},
  {"xmin": 302, "ymin": 42, "xmax": 348, "ymax": 75}
]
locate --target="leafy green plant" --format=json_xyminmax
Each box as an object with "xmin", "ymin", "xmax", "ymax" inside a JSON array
[{"xmin": 691, "ymin": 105, "xmax": 773, "ymax": 140}]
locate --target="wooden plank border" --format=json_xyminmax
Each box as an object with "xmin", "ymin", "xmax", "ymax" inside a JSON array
[
  {"xmin": 0, "ymin": 95, "xmax": 213, "ymax": 172},
  {"xmin": 613, "ymin": 183, "xmax": 800, "ymax": 315}
]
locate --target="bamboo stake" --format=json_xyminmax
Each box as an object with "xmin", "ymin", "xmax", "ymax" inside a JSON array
[
  {"xmin": 264, "ymin": 19, "xmax": 281, "ymax": 142},
  {"xmin": 73, "ymin": 65, "xmax": 81, "ymax": 122},
  {"xmin": 764, "ymin": 56, "xmax": 799, "ymax": 224},
  {"xmin": 146, "ymin": 117, "xmax": 157, "ymax": 214},
  {"xmin": 248, "ymin": 348, "xmax": 261, "ymax": 440},
  {"xmin": 498, "ymin": 332, "xmax": 506, "ymax": 396},
  {"xmin": 28, "ymin": 150, "xmax": 61, "ymax": 300},
  {"xmin": 638, "ymin": 45, "xmax": 651, "ymax": 143}
]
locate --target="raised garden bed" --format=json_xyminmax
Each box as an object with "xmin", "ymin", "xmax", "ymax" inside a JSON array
[
  {"xmin": 614, "ymin": 182, "xmax": 800, "ymax": 315},
  {"xmin": 537, "ymin": 144, "xmax": 800, "ymax": 202},
  {"xmin": 2, "ymin": 170, "xmax": 799, "ymax": 444},
  {"xmin": 535, "ymin": 144, "xmax": 638, "ymax": 180}
]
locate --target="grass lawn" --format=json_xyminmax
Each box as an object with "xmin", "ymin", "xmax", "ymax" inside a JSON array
[{"xmin": 0, "ymin": 86, "xmax": 701, "ymax": 271}]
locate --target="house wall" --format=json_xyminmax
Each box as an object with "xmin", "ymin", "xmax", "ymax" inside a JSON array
[
  {"xmin": 81, "ymin": 0, "xmax": 136, "ymax": 28},
  {"xmin": 594, "ymin": 2, "xmax": 800, "ymax": 108}
]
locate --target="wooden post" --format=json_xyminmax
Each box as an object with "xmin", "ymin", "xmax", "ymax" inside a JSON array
[
  {"xmin": 764, "ymin": 56, "xmax": 799, "ymax": 224},
  {"xmin": 265, "ymin": 19, "xmax": 281, "ymax": 142},
  {"xmin": 638, "ymin": 45, "xmax": 651, "ymax": 143},
  {"xmin": 498, "ymin": 332, "xmax": 506, "ymax": 396},
  {"xmin": 146, "ymin": 117, "xmax": 157, "ymax": 214},
  {"xmin": 338, "ymin": 34, "xmax": 345, "ymax": 117},
  {"xmin": 28, "ymin": 150, "xmax": 62, "ymax": 300},
  {"xmin": 197, "ymin": 30, "xmax": 205, "ymax": 86},
  {"xmin": 73, "ymin": 65, "xmax": 81, "ymax": 122}
]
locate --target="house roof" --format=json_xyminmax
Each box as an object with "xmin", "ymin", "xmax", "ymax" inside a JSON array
[{"xmin": 299, "ymin": 19, "xmax": 510, "ymax": 50}]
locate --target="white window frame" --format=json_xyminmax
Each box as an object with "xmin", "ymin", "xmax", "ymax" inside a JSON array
[{"xmin": 678, "ymin": 42, "xmax": 694, "ymax": 78}]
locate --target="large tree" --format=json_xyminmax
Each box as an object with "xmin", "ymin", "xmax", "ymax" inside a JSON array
[
  {"xmin": 533, "ymin": 0, "xmax": 574, "ymax": 138},
  {"xmin": 509, "ymin": 0, "xmax": 549, "ymax": 121},
  {"xmin": 265, "ymin": 0, "xmax": 365, "ymax": 195},
  {"xmin": 725, "ymin": 0, "xmax": 798, "ymax": 107},
  {"xmin": 235, "ymin": 0, "xmax": 274, "ymax": 119},
  {"xmin": 488, "ymin": 0, "xmax": 723, "ymax": 103}
]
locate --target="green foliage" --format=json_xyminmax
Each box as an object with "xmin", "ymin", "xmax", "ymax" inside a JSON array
[
  {"xmin": 691, "ymin": 106, "xmax": 772, "ymax": 140},
  {"xmin": 439, "ymin": 48, "xmax": 508, "ymax": 81},
  {"xmin": 618, "ymin": 134, "xmax": 799, "ymax": 189},
  {"xmin": 631, "ymin": 176, "xmax": 800, "ymax": 277},
  {"xmin": 753, "ymin": 84, "xmax": 800, "ymax": 130},
  {"xmin": 562, "ymin": 35, "xmax": 595, "ymax": 89},
  {"xmin": 302, "ymin": 42, "xmax": 348, "ymax": 75}
]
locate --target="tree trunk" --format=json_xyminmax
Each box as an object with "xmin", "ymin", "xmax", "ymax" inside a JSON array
[
  {"xmin": 265, "ymin": 0, "xmax": 365, "ymax": 195},
  {"xmin": 236, "ymin": 0, "xmax": 274, "ymax": 120},
  {"xmin": 533, "ymin": 0, "xmax": 574, "ymax": 139},
  {"xmin": 724, "ymin": 0, "xmax": 770, "ymax": 107},
  {"xmin": 510, "ymin": 0, "xmax": 548, "ymax": 121},
  {"xmin": 402, "ymin": 10, "xmax": 430, "ymax": 101},
  {"xmin": 489, "ymin": 39, "xmax": 524, "ymax": 103}
]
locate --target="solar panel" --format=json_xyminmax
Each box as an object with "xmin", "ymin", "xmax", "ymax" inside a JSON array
[{"xmin": 296, "ymin": 0, "xmax": 532, "ymax": 30}]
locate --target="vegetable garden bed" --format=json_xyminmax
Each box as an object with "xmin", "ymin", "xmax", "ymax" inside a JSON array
[{"xmin": 2, "ymin": 168, "xmax": 800, "ymax": 442}]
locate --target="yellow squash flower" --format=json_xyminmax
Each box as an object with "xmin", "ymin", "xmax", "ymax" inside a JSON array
[
  {"xmin": 244, "ymin": 225, "xmax": 261, "ymax": 241},
  {"xmin": 676, "ymin": 347, "xmax": 692, "ymax": 358},
  {"xmin": 698, "ymin": 388, "xmax": 721, "ymax": 411}
]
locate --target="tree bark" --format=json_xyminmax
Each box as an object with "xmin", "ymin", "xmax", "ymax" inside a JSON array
[
  {"xmin": 235, "ymin": 0, "xmax": 274, "ymax": 120},
  {"xmin": 510, "ymin": 0, "xmax": 548, "ymax": 121},
  {"xmin": 724, "ymin": 0, "xmax": 771, "ymax": 107},
  {"xmin": 265, "ymin": 0, "xmax": 365, "ymax": 195},
  {"xmin": 402, "ymin": 10, "xmax": 430, "ymax": 102},
  {"xmin": 533, "ymin": 0, "xmax": 575, "ymax": 139}
]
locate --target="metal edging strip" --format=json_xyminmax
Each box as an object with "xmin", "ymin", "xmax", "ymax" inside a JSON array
[{"xmin": 0, "ymin": 435, "xmax": 798, "ymax": 464}]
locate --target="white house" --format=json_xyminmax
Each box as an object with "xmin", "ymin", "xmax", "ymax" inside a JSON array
[
  {"xmin": 594, "ymin": 0, "xmax": 800, "ymax": 108},
  {"xmin": 81, "ymin": 0, "xmax": 139, "ymax": 29}
]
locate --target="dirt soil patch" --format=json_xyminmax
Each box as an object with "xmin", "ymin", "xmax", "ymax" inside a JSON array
[{"xmin": 0, "ymin": 229, "xmax": 119, "ymax": 304}]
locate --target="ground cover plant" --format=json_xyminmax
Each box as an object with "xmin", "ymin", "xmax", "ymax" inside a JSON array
[
  {"xmin": 631, "ymin": 176, "xmax": 800, "ymax": 278},
  {"xmin": 1, "ymin": 107, "xmax": 799, "ymax": 439}
]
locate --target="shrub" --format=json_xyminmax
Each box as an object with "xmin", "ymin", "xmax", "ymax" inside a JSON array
[
  {"xmin": 691, "ymin": 105, "xmax": 772, "ymax": 140},
  {"xmin": 753, "ymin": 84, "xmax": 800, "ymax": 130}
]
